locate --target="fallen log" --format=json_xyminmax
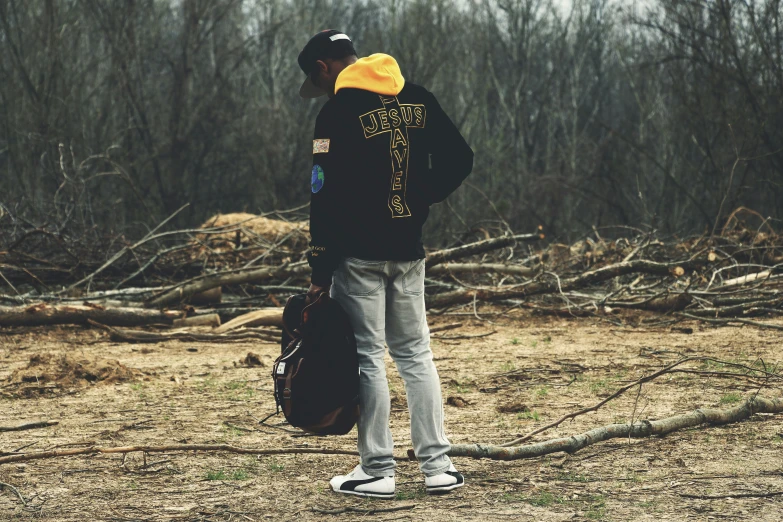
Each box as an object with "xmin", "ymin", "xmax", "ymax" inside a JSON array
[
  {"xmin": 89, "ymin": 321, "xmax": 279, "ymax": 343},
  {"xmin": 70, "ymin": 312, "xmax": 458, "ymax": 341},
  {"xmin": 186, "ymin": 287, "xmax": 223, "ymax": 306},
  {"xmin": 172, "ymin": 313, "xmax": 221, "ymax": 328},
  {"xmin": 146, "ymin": 261, "xmax": 310, "ymax": 309},
  {"xmin": 449, "ymin": 396, "xmax": 783, "ymax": 460},
  {"xmin": 199, "ymin": 307, "xmax": 282, "ymax": 322},
  {"xmin": 214, "ymin": 307, "xmax": 284, "ymax": 333},
  {"xmin": 0, "ymin": 303, "xmax": 181, "ymax": 327},
  {"xmin": 426, "ymin": 258, "xmax": 700, "ymax": 308}
]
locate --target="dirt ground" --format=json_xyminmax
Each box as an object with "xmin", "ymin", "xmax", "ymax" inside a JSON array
[{"xmin": 1, "ymin": 309, "xmax": 782, "ymax": 521}]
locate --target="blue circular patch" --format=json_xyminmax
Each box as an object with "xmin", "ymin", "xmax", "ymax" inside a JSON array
[{"xmin": 311, "ymin": 164, "xmax": 325, "ymax": 193}]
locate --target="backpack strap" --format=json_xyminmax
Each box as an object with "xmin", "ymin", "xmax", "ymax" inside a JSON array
[
  {"xmin": 292, "ymin": 292, "xmax": 329, "ymax": 337},
  {"xmin": 281, "ymin": 371, "xmax": 293, "ymax": 417}
]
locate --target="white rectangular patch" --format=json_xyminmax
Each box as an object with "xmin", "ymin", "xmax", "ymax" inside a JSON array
[
  {"xmin": 329, "ymin": 34, "xmax": 350, "ymax": 42},
  {"xmin": 313, "ymin": 139, "xmax": 330, "ymax": 154},
  {"xmin": 276, "ymin": 362, "xmax": 286, "ymax": 375}
]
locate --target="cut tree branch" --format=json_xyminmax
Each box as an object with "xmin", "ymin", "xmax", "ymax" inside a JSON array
[
  {"xmin": 145, "ymin": 233, "xmax": 544, "ymax": 309},
  {"xmin": 146, "ymin": 261, "xmax": 309, "ymax": 309},
  {"xmin": 426, "ymin": 257, "xmax": 704, "ymax": 308},
  {"xmin": 426, "ymin": 232, "xmax": 543, "ymax": 269},
  {"xmin": 427, "ymin": 263, "xmax": 537, "ymax": 277},
  {"xmin": 450, "ymin": 396, "xmax": 783, "ymax": 460},
  {"xmin": 499, "ymin": 356, "xmax": 770, "ymax": 446}
]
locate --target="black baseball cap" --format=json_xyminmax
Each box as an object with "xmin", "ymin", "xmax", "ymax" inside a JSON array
[{"xmin": 298, "ymin": 30, "xmax": 356, "ymax": 98}]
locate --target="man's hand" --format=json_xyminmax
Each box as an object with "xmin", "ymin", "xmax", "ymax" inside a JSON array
[{"xmin": 306, "ymin": 283, "xmax": 330, "ymax": 305}]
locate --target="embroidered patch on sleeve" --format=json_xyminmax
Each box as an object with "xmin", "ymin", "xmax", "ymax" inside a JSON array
[
  {"xmin": 311, "ymin": 164, "xmax": 325, "ymax": 193},
  {"xmin": 313, "ymin": 139, "xmax": 330, "ymax": 154}
]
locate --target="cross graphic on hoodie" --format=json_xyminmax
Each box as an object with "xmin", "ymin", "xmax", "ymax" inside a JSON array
[
  {"xmin": 359, "ymin": 96, "xmax": 427, "ymax": 218},
  {"xmin": 305, "ymin": 53, "xmax": 473, "ymax": 288}
]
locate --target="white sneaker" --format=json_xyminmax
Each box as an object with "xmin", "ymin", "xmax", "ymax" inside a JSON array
[
  {"xmin": 329, "ymin": 464, "xmax": 395, "ymax": 499},
  {"xmin": 424, "ymin": 464, "xmax": 465, "ymax": 494}
]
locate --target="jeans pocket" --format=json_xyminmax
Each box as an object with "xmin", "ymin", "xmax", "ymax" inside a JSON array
[
  {"xmin": 402, "ymin": 259, "xmax": 425, "ymax": 296},
  {"xmin": 343, "ymin": 258, "xmax": 385, "ymax": 296}
]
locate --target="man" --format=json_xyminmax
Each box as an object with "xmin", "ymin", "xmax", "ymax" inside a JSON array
[{"xmin": 298, "ymin": 30, "xmax": 474, "ymax": 498}]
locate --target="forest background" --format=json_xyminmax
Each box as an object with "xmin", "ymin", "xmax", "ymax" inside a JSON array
[{"xmin": 1, "ymin": 0, "xmax": 781, "ymax": 246}]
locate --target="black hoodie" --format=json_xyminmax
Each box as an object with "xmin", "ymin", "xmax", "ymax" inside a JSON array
[{"xmin": 307, "ymin": 53, "xmax": 474, "ymax": 286}]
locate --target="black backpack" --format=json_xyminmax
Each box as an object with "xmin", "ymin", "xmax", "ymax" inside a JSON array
[{"xmin": 272, "ymin": 293, "xmax": 359, "ymax": 435}]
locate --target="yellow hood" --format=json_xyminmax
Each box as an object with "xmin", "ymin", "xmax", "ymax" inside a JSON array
[{"xmin": 335, "ymin": 54, "xmax": 405, "ymax": 96}]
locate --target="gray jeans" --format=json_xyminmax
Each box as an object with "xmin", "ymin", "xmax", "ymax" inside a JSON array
[{"xmin": 330, "ymin": 257, "xmax": 452, "ymax": 478}]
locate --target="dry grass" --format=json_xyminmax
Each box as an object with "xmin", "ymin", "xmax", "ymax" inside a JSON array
[
  {"xmin": 198, "ymin": 213, "xmax": 309, "ymax": 252},
  {"xmin": 1, "ymin": 310, "xmax": 782, "ymax": 521}
]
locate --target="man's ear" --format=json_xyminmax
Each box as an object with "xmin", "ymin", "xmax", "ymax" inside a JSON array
[{"xmin": 315, "ymin": 60, "xmax": 328, "ymax": 75}]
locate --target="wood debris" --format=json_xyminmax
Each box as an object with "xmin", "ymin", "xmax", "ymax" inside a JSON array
[{"xmin": 0, "ymin": 208, "xmax": 782, "ymax": 335}]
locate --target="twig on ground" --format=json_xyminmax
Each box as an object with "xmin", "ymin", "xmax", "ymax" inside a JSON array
[
  {"xmin": 429, "ymin": 322, "xmax": 463, "ymax": 333},
  {"xmin": 432, "ymin": 331, "xmax": 496, "ymax": 340},
  {"xmin": 0, "ymin": 420, "xmax": 59, "ymax": 432},
  {"xmin": 311, "ymin": 505, "xmax": 416, "ymax": 515},
  {"xmin": 0, "ymin": 445, "xmax": 362, "ymax": 466},
  {"xmin": 679, "ymin": 490, "xmax": 783, "ymax": 500},
  {"xmin": 0, "ymin": 482, "xmax": 27, "ymax": 506}
]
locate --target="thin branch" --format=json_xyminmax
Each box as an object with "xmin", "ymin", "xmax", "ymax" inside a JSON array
[
  {"xmin": 311, "ymin": 505, "xmax": 416, "ymax": 515},
  {"xmin": 451, "ymin": 396, "xmax": 783, "ymax": 460},
  {"xmin": 0, "ymin": 482, "xmax": 26, "ymax": 506},
  {"xmin": 0, "ymin": 445, "xmax": 361, "ymax": 466},
  {"xmin": 0, "ymin": 420, "xmax": 59, "ymax": 433},
  {"xmin": 499, "ymin": 355, "xmax": 780, "ymax": 447}
]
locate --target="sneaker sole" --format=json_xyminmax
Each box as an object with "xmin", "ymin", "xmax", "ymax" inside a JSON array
[
  {"xmin": 426, "ymin": 482, "xmax": 465, "ymax": 494},
  {"xmin": 332, "ymin": 487, "xmax": 395, "ymax": 499}
]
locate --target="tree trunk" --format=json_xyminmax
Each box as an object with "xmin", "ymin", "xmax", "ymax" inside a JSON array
[{"xmin": 0, "ymin": 303, "xmax": 181, "ymax": 327}]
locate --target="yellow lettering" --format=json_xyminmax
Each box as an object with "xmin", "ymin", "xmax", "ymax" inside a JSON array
[
  {"xmin": 414, "ymin": 106, "xmax": 424, "ymax": 126},
  {"xmin": 391, "ymin": 128, "xmax": 407, "ymax": 148},
  {"xmin": 392, "ymin": 171, "xmax": 403, "ymax": 191},
  {"xmin": 393, "ymin": 148, "xmax": 407, "ymax": 168},
  {"xmin": 391, "ymin": 195, "xmax": 404, "ymax": 215},
  {"xmin": 362, "ymin": 113, "xmax": 379, "ymax": 135},
  {"xmin": 389, "ymin": 109, "xmax": 401, "ymax": 127},
  {"xmin": 378, "ymin": 110, "xmax": 390, "ymax": 130},
  {"xmin": 401, "ymin": 106, "xmax": 413, "ymax": 125}
]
